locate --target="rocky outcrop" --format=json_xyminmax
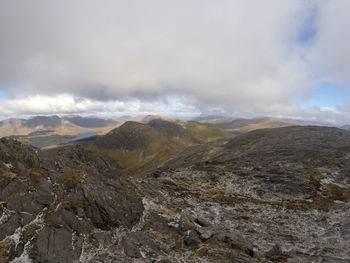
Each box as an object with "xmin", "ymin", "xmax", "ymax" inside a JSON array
[
  {"xmin": 0, "ymin": 139, "xmax": 143, "ymax": 262},
  {"xmin": 133, "ymin": 126, "xmax": 350, "ymax": 262}
]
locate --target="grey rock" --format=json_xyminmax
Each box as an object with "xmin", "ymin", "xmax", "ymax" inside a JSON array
[
  {"xmin": 90, "ymin": 231, "xmax": 113, "ymax": 247},
  {"xmin": 183, "ymin": 230, "xmax": 201, "ymax": 249},
  {"xmin": 34, "ymin": 226, "xmax": 77, "ymax": 263},
  {"xmin": 121, "ymin": 238, "xmax": 142, "ymax": 258},
  {"xmin": 178, "ymin": 214, "xmax": 196, "ymax": 234},
  {"xmin": 195, "ymin": 217, "xmax": 211, "ymax": 227}
]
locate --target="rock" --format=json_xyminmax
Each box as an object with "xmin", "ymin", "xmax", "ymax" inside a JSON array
[
  {"xmin": 231, "ymin": 251, "xmax": 259, "ymax": 263},
  {"xmin": 0, "ymin": 214, "xmax": 20, "ymax": 241},
  {"xmin": 34, "ymin": 226, "xmax": 78, "ymax": 263},
  {"xmin": 197, "ymin": 246, "xmax": 208, "ymax": 257},
  {"xmin": 200, "ymin": 232, "xmax": 212, "ymax": 241},
  {"xmin": 195, "ymin": 217, "xmax": 211, "ymax": 227},
  {"xmin": 178, "ymin": 214, "xmax": 196, "ymax": 234},
  {"xmin": 81, "ymin": 176, "xmax": 144, "ymax": 230},
  {"xmin": 91, "ymin": 232, "xmax": 113, "ymax": 247},
  {"xmin": 265, "ymin": 244, "xmax": 283, "ymax": 258},
  {"xmin": 142, "ymin": 211, "xmax": 169, "ymax": 231},
  {"xmin": 156, "ymin": 259, "xmax": 172, "ymax": 263},
  {"xmin": 183, "ymin": 230, "xmax": 201, "ymax": 249},
  {"xmin": 121, "ymin": 238, "xmax": 142, "ymax": 258},
  {"xmin": 0, "ymin": 140, "xmax": 145, "ymax": 262},
  {"xmin": 211, "ymin": 228, "xmax": 254, "ymax": 256}
]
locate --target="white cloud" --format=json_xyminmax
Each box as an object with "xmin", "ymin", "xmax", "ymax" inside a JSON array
[
  {"xmin": 0, "ymin": 94, "xmax": 199, "ymax": 118},
  {"xmin": 0, "ymin": 1, "xmax": 349, "ymax": 123}
]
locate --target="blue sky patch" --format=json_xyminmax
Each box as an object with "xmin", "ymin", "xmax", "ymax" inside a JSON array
[
  {"xmin": 0, "ymin": 90, "xmax": 6, "ymax": 101},
  {"xmin": 297, "ymin": 5, "xmax": 317, "ymax": 45},
  {"xmin": 298, "ymin": 83, "xmax": 348, "ymax": 108}
]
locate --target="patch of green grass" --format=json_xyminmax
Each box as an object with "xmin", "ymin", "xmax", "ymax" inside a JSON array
[{"xmin": 182, "ymin": 122, "xmax": 229, "ymax": 143}]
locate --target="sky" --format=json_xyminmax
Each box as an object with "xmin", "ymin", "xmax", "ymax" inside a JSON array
[{"xmin": 0, "ymin": 0, "xmax": 350, "ymax": 125}]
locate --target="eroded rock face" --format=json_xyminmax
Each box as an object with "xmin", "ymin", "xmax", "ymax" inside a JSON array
[{"xmin": 0, "ymin": 139, "xmax": 143, "ymax": 262}]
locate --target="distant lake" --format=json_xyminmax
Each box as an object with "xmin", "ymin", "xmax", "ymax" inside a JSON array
[{"xmin": 31, "ymin": 131, "xmax": 100, "ymax": 148}]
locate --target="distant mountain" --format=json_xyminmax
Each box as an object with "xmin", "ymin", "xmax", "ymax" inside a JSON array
[
  {"xmin": 0, "ymin": 115, "xmax": 120, "ymax": 137},
  {"xmin": 26, "ymin": 115, "xmax": 62, "ymax": 128},
  {"xmin": 341, "ymin": 124, "xmax": 350, "ymax": 131},
  {"xmin": 208, "ymin": 117, "xmax": 296, "ymax": 135},
  {"xmin": 63, "ymin": 116, "xmax": 118, "ymax": 128},
  {"xmin": 191, "ymin": 115, "xmax": 228, "ymax": 122},
  {"xmin": 180, "ymin": 121, "xmax": 229, "ymax": 143},
  {"xmin": 93, "ymin": 119, "xmax": 195, "ymax": 170},
  {"xmin": 140, "ymin": 115, "xmax": 229, "ymax": 143}
]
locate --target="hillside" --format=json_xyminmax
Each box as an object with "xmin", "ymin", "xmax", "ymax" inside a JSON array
[
  {"xmin": 134, "ymin": 126, "xmax": 350, "ymax": 262},
  {"xmin": 140, "ymin": 115, "xmax": 230, "ymax": 143},
  {"xmin": 92, "ymin": 118, "xmax": 229, "ymax": 172},
  {"xmin": 93, "ymin": 119, "xmax": 195, "ymax": 170},
  {"xmin": 341, "ymin": 124, "xmax": 350, "ymax": 131},
  {"xmin": 180, "ymin": 121, "xmax": 229, "ymax": 143},
  {"xmin": 209, "ymin": 117, "xmax": 295, "ymax": 134},
  {"xmin": 0, "ymin": 115, "xmax": 120, "ymax": 137},
  {"xmin": 0, "ymin": 138, "xmax": 144, "ymax": 262},
  {"xmin": 1, "ymin": 126, "xmax": 350, "ymax": 262}
]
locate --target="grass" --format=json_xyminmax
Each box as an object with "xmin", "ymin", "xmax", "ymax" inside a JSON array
[
  {"xmin": 223, "ymin": 119, "xmax": 294, "ymax": 134},
  {"xmin": 63, "ymin": 169, "xmax": 86, "ymax": 189},
  {"xmin": 181, "ymin": 122, "xmax": 229, "ymax": 143},
  {"xmin": 2, "ymin": 170, "xmax": 16, "ymax": 180}
]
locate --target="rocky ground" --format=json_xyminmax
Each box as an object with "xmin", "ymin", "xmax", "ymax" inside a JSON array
[{"xmin": 0, "ymin": 126, "xmax": 350, "ymax": 262}]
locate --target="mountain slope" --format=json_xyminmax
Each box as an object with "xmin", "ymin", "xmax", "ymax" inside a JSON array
[
  {"xmin": 93, "ymin": 119, "xmax": 195, "ymax": 170},
  {"xmin": 1, "ymin": 126, "xmax": 350, "ymax": 262},
  {"xmin": 0, "ymin": 138, "xmax": 144, "ymax": 262},
  {"xmin": 180, "ymin": 121, "xmax": 229, "ymax": 143},
  {"xmin": 0, "ymin": 115, "xmax": 120, "ymax": 137},
  {"xmin": 134, "ymin": 126, "xmax": 350, "ymax": 262},
  {"xmin": 209, "ymin": 117, "xmax": 295, "ymax": 134},
  {"xmin": 341, "ymin": 124, "xmax": 350, "ymax": 131}
]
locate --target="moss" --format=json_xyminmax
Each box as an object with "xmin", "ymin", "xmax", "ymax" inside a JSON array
[
  {"xmin": 181, "ymin": 122, "xmax": 228, "ymax": 143},
  {"xmin": 323, "ymin": 183, "xmax": 350, "ymax": 202},
  {"xmin": 63, "ymin": 169, "xmax": 84, "ymax": 189},
  {"xmin": 303, "ymin": 172, "xmax": 324, "ymax": 191},
  {"xmin": 1, "ymin": 170, "xmax": 16, "ymax": 181},
  {"xmin": 0, "ymin": 240, "xmax": 14, "ymax": 263}
]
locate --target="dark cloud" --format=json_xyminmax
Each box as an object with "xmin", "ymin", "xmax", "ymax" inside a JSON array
[{"xmin": 0, "ymin": 1, "xmax": 349, "ymax": 123}]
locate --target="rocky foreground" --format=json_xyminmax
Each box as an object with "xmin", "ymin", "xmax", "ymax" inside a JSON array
[{"xmin": 1, "ymin": 126, "xmax": 350, "ymax": 262}]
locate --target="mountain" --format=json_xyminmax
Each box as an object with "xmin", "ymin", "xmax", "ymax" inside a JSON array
[
  {"xmin": 179, "ymin": 120, "xmax": 229, "ymax": 143},
  {"xmin": 0, "ymin": 115, "xmax": 120, "ymax": 137},
  {"xmin": 92, "ymin": 119, "xmax": 195, "ymax": 170},
  {"xmin": 63, "ymin": 116, "xmax": 118, "ymax": 128},
  {"xmin": 191, "ymin": 114, "xmax": 228, "ymax": 122},
  {"xmin": 140, "ymin": 115, "xmax": 230, "ymax": 143},
  {"xmin": 0, "ymin": 138, "xmax": 143, "ymax": 262},
  {"xmin": 138, "ymin": 125, "xmax": 350, "ymax": 262},
  {"xmin": 209, "ymin": 117, "xmax": 296, "ymax": 135},
  {"xmin": 92, "ymin": 118, "xmax": 229, "ymax": 172},
  {"xmin": 341, "ymin": 124, "xmax": 350, "ymax": 131},
  {"xmin": 1, "ymin": 126, "xmax": 350, "ymax": 262}
]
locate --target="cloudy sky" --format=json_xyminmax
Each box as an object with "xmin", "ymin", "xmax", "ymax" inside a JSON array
[{"xmin": 0, "ymin": 0, "xmax": 349, "ymax": 124}]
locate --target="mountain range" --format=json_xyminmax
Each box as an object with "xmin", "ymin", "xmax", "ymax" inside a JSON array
[
  {"xmin": 0, "ymin": 115, "xmax": 120, "ymax": 137},
  {"xmin": 1, "ymin": 124, "xmax": 349, "ymax": 262}
]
